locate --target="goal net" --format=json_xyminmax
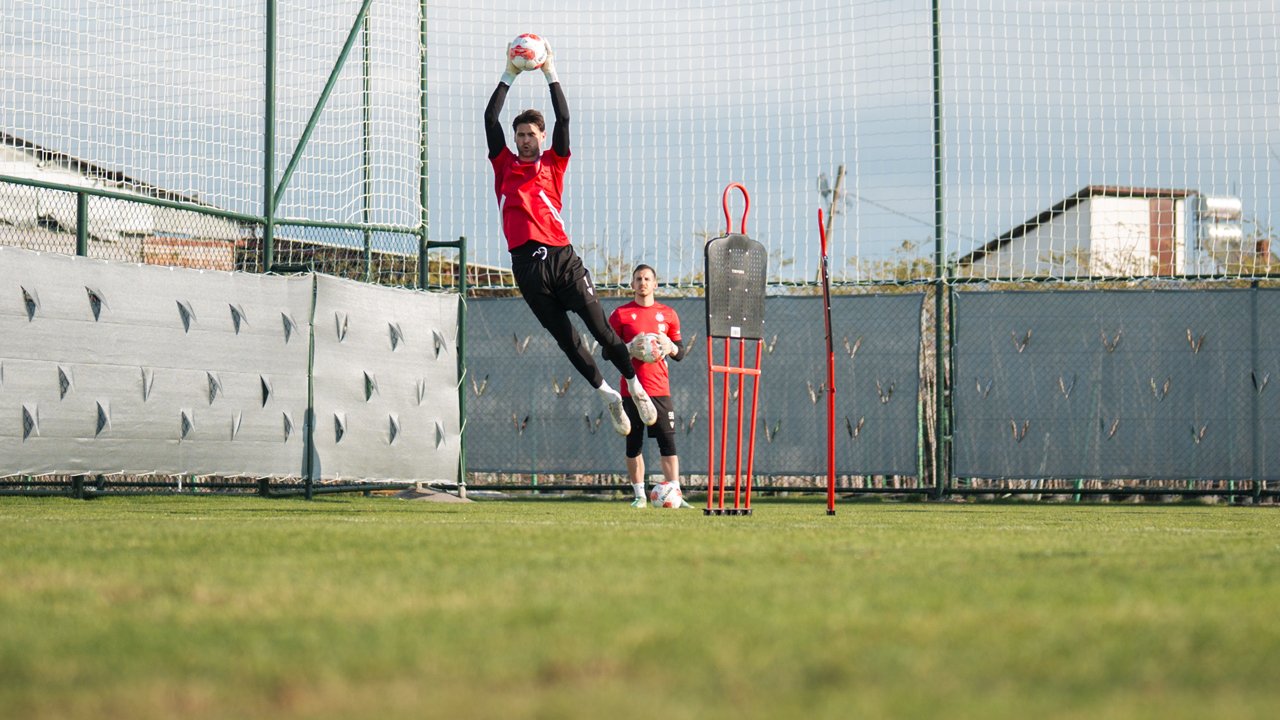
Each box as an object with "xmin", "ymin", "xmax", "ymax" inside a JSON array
[{"xmin": 2, "ymin": 1, "xmax": 1276, "ymax": 285}]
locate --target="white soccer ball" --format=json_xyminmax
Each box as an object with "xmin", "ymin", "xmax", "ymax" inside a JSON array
[
  {"xmin": 627, "ymin": 333, "xmax": 663, "ymax": 363},
  {"xmin": 649, "ymin": 481, "xmax": 684, "ymax": 509},
  {"xmin": 508, "ymin": 33, "xmax": 549, "ymax": 71}
]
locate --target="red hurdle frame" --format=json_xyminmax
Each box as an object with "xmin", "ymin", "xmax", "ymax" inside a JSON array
[
  {"xmin": 704, "ymin": 183, "xmax": 762, "ymax": 516},
  {"xmin": 705, "ymin": 336, "xmax": 763, "ymax": 515}
]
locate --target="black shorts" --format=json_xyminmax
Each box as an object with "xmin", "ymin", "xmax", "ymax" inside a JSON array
[
  {"xmin": 623, "ymin": 395, "xmax": 677, "ymax": 457},
  {"xmin": 510, "ymin": 241, "xmax": 598, "ymax": 314}
]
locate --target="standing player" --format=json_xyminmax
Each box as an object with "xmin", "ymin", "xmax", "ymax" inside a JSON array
[
  {"xmin": 483, "ymin": 38, "xmax": 656, "ymax": 436},
  {"xmin": 609, "ymin": 265, "xmax": 689, "ymax": 508}
]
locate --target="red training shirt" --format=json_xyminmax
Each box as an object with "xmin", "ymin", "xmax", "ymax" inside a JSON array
[
  {"xmin": 490, "ymin": 147, "xmax": 570, "ymax": 251},
  {"xmin": 609, "ymin": 300, "xmax": 682, "ymax": 398}
]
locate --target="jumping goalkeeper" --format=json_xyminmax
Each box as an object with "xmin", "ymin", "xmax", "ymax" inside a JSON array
[{"xmin": 483, "ymin": 38, "xmax": 656, "ymax": 436}]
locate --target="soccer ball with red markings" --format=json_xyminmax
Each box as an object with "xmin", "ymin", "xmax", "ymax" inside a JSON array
[
  {"xmin": 627, "ymin": 333, "xmax": 663, "ymax": 363},
  {"xmin": 508, "ymin": 33, "xmax": 549, "ymax": 72},
  {"xmin": 649, "ymin": 481, "xmax": 684, "ymax": 509}
]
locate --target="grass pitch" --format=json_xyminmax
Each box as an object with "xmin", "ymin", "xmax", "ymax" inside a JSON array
[{"xmin": 0, "ymin": 495, "xmax": 1277, "ymax": 720}]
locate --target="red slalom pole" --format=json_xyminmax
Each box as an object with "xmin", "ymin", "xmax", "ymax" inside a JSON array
[
  {"xmin": 819, "ymin": 209, "xmax": 837, "ymax": 516},
  {"xmin": 705, "ymin": 338, "xmax": 716, "ymax": 512},
  {"xmin": 732, "ymin": 338, "xmax": 746, "ymax": 509},
  {"xmin": 743, "ymin": 338, "xmax": 764, "ymax": 511},
  {"xmin": 718, "ymin": 337, "xmax": 731, "ymax": 510}
]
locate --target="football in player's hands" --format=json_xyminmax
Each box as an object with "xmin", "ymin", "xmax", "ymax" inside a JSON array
[{"xmin": 627, "ymin": 333, "xmax": 663, "ymax": 363}]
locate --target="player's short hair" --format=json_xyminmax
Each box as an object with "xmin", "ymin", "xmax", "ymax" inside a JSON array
[
  {"xmin": 512, "ymin": 109, "xmax": 545, "ymax": 133},
  {"xmin": 632, "ymin": 264, "xmax": 657, "ymax": 280}
]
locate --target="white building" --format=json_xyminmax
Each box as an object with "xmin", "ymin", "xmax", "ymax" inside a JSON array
[
  {"xmin": 0, "ymin": 132, "xmax": 247, "ymax": 269},
  {"xmin": 957, "ymin": 185, "xmax": 1257, "ymax": 278}
]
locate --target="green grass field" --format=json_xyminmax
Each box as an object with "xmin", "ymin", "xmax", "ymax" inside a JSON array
[{"xmin": 0, "ymin": 495, "xmax": 1276, "ymax": 720}]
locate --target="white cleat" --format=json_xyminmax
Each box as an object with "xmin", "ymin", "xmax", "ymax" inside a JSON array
[
  {"xmin": 628, "ymin": 380, "xmax": 658, "ymax": 427},
  {"xmin": 607, "ymin": 398, "xmax": 631, "ymax": 436},
  {"xmin": 598, "ymin": 384, "xmax": 631, "ymax": 436},
  {"xmin": 630, "ymin": 497, "xmax": 648, "ymax": 508}
]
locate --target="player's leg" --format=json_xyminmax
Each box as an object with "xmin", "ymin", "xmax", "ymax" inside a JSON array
[
  {"xmin": 659, "ymin": 454, "xmax": 679, "ymax": 484},
  {"xmin": 574, "ymin": 297, "xmax": 659, "ymax": 427},
  {"xmin": 623, "ymin": 398, "xmax": 647, "ymax": 507},
  {"xmin": 514, "ymin": 252, "xmax": 630, "ymax": 435},
  {"xmin": 652, "ymin": 397, "xmax": 692, "ymax": 507},
  {"xmin": 552, "ymin": 247, "xmax": 659, "ymax": 427},
  {"xmin": 535, "ymin": 308, "xmax": 601, "ymax": 385}
]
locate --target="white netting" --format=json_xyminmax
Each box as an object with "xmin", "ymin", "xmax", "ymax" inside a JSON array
[
  {"xmin": 2, "ymin": 2, "xmax": 1276, "ymax": 284},
  {"xmin": 0, "ymin": 0, "xmax": 422, "ymax": 234},
  {"xmin": 274, "ymin": 0, "xmax": 422, "ymax": 232},
  {"xmin": 944, "ymin": 1, "xmax": 1280, "ymax": 281},
  {"xmin": 427, "ymin": 0, "xmax": 860, "ymax": 287},
  {"xmin": 1, "ymin": 1, "xmax": 264, "ymax": 213}
]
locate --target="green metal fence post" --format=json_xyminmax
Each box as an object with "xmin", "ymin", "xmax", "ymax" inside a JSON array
[
  {"xmin": 1251, "ymin": 281, "xmax": 1261, "ymax": 503},
  {"xmin": 419, "ymin": 0, "xmax": 430, "ymax": 292},
  {"xmin": 264, "ymin": 0, "xmax": 277, "ymax": 272},
  {"xmin": 271, "ymin": 0, "xmax": 374, "ymax": 225},
  {"xmin": 457, "ymin": 236, "xmax": 468, "ymax": 495},
  {"xmin": 75, "ymin": 192, "xmax": 89, "ymax": 256},
  {"xmin": 304, "ymin": 272, "xmax": 318, "ymax": 500},
  {"xmin": 930, "ymin": 0, "xmax": 948, "ymax": 500},
  {"xmin": 362, "ymin": 11, "xmax": 373, "ymax": 283}
]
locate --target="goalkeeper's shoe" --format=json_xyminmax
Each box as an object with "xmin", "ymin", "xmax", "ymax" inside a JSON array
[
  {"xmin": 606, "ymin": 399, "xmax": 631, "ymax": 436},
  {"xmin": 628, "ymin": 378, "xmax": 658, "ymax": 427},
  {"xmin": 598, "ymin": 384, "xmax": 631, "ymax": 436},
  {"xmin": 630, "ymin": 497, "xmax": 648, "ymax": 508}
]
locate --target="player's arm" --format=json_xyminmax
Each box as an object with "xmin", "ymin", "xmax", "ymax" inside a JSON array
[
  {"xmin": 664, "ymin": 337, "xmax": 685, "ymax": 362},
  {"xmin": 485, "ymin": 48, "xmax": 525, "ymax": 159},
  {"xmin": 542, "ymin": 42, "xmax": 569, "ymax": 157},
  {"xmin": 549, "ymin": 83, "xmax": 570, "ymax": 157},
  {"xmin": 658, "ymin": 314, "xmax": 684, "ymax": 361},
  {"xmin": 483, "ymin": 83, "xmax": 510, "ymax": 159}
]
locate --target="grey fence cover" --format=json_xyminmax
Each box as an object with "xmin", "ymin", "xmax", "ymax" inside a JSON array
[
  {"xmin": 464, "ymin": 294, "xmax": 924, "ymax": 476},
  {"xmin": 310, "ymin": 274, "xmax": 460, "ymax": 482},
  {"xmin": 0, "ymin": 247, "xmax": 459, "ymax": 481},
  {"xmin": 953, "ymin": 289, "xmax": 1278, "ymax": 481}
]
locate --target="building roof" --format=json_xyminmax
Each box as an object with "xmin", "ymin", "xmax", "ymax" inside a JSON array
[
  {"xmin": 958, "ymin": 185, "xmax": 1195, "ymax": 266},
  {"xmin": 1, "ymin": 131, "xmax": 210, "ymax": 206}
]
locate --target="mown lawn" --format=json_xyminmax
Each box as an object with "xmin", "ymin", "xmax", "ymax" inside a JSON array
[{"xmin": 0, "ymin": 495, "xmax": 1276, "ymax": 719}]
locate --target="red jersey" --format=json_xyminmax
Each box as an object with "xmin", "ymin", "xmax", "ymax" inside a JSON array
[
  {"xmin": 490, "ymin": 147, "xmax": 571, "ymax": 251},
  {"xmin": 609, "ymin": 300, "xmax": 682, "ymax": 398}
]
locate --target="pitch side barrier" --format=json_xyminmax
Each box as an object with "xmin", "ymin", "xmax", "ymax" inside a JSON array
[
  {"xmin": 950, "ymin": 288, "xmax": 1280, "ymax": 487},
  {"xmin": 0, "ymin": 247, "xmax": 460, "ymax": 495},
  {"xmin": 464, "ymin": 292, "xmax": 925, "ymax": 480},
  {"xmin": 464, "ymin": 286, "xmax": 1279, "ymax": 501}
]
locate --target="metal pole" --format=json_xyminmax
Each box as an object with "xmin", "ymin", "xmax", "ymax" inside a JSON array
[
  {"xmin": 930, "ymin": 0, "xmax": 948, "ymax": 499},
  {"xmin": 362, "ymin": 12, "xmax": 373, "ymax": 282},
  {"xmin": 272, "ymin": 0, "xmax": 374, "ymax": 215},
  {"xmin": 456, "ymin": 236, "xmax": 468, "ymax": 495},
  {"xmin": 75, "ymin": 192, "xmax": 89, "ymax": 256},
  {"xmin": 0, "ymin": 174, "xmax": 262, "ymax": 224},
  {"xmin": 705, "ymin": 339, "xmax": 716, "ymax": 512},
  {"xmin": 1251, "ymin": 280, "xmax": 1262, "ymax": 502},
  {"xmin": 304, "ymin": 272, "xmax": 318, "ymax": 499},
  {"xmin": 418, "ymin": 0, "xmax": 430, "ymax": 290},
  {"xmin": 264, "ymin": 0, "xmax": 277, "ymax": 271}
]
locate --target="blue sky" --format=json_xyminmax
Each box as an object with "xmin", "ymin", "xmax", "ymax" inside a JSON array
[{"xmin": 3, "ymin": 0, "xmax": 1277, "ymax": 284}]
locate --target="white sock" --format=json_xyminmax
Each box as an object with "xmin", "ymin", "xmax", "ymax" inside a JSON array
[
  {"xmin": 632, "ymin": 483, "xmax": 645, "ymax": 500},
  {"xmin": 596, "ymin": 381, "xmax": 621, "ymax": 403},
  {"xmin": 626, "ymin": 376, "xmax": 645, "ymax": 397}
]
